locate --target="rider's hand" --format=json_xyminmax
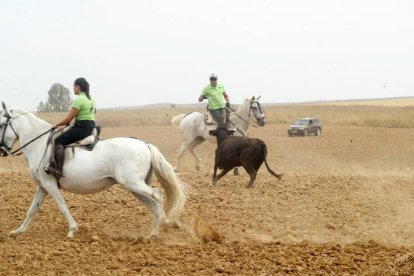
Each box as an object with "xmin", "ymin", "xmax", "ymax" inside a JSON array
[
  {"xmin": 55, "ymin": 125, "xmax": 66, "ymax": 132},
  {"xmin": 225, "ymin": 102, "xmax": 230, "ymax": 108}
]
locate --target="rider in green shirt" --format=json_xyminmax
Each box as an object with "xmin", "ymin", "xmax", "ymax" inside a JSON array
[
  {"xmin": 198, "ymin": 74, "xmax": 230, "ymax": 128},
  {"xmin": 45, "ymin": 77, "xmax": 96, "ymax": 179}
]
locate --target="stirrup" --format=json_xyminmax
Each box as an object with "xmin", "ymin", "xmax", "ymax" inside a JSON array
[{"xmin": 44, "ymin": 163, "xmax": 63, "ymax": 178}]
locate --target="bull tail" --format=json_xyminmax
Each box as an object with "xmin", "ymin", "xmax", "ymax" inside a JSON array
[{"xmin": 260, "ymin": 140, "xmax": 283, "ymax": 180}]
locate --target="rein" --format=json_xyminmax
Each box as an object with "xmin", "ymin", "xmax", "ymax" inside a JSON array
[
  {"xmin": 226, "ymin": 105, "xmax": 260, "ymax": 128},
  {"xmin": 0, "ymin": 117, "xmax": 54, "ymax": 156}
]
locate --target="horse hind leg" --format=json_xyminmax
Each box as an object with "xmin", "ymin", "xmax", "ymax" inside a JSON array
[
  {"xmin": 175, "ymin": 142, "xmax": 191, "ymax": 172},
  {"xmin": 189, "ymin": 136, "xmax": 205, "ymax": 171},
  {"xmin": 126, "ymin": 182, "xmax": 167, "ymax": 238},
  {"xmin": 9, "ymin": 187, "xmax": 48, "ymax": 237},
  {"xmin": 145, "ymin": 165, "xmax": 153, "ymax": 186},
  {"xmin": 175, "ymin": 137, "xmax": 204, "ymax": 172}
]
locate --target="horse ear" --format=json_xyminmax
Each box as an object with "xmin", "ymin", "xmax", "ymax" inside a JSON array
[
  {"xmin": 256, "ymin": 95, "xmax": 261, "ymax": 101},
  {"xmin": 251, "ymin": 96, "xmax": 255, "ymax": 101},
  {"xmin": 2, "ymin": 101, "xmax": 11, "ymax": 119}
]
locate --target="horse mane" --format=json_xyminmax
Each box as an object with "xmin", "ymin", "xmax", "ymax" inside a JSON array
[
  {"xmin": 9, "ymin": 107, "xmax": 51, "ymax": 128},
  {"xmin": 9, "ymin": 107, "xmax": 29, "ymax": 116},
  {"xmin": 235, "ymin": 97, "xmax": 251, "ymax": 113}
]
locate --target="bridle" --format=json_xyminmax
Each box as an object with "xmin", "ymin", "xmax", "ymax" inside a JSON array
[
  {"xmin": 248, "ymin": 100, "xmax": 265, "ymax": 125},
  {"xmin": 0, "ymin": 113, "xmax": 19, "ymax": 156},
  {"xmin": 226, "ymin": 99, "xmax": 266, "ymax": 128},
  {"xmin": 0, "ymin": 113, "xmax": 53, "ymax": 157}
]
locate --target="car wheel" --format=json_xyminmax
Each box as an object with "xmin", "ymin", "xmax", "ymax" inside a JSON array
[
  {"xmin": 315, "ymin": 128, "xmax": 321, "ymax": 136},
  {"xmin": 303, "ymin": 129, "xmax": 308, "ymax": 137}
]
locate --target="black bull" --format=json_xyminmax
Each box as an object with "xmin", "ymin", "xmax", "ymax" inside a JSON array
[{"xmin": 212, "ymin": 127, "xmax": 283, "ymax": 188}]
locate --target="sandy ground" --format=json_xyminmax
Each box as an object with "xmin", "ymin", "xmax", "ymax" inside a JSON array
[{"xmin": 0, "ymin": 121, "xmax": 413, "ymax": 275}]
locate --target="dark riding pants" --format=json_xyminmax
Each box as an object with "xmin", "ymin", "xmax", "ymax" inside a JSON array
[
  {"xmin": 209, "ymin": 108, "xmax": 225, "ymax": 128},
  {"xmin": 55, "ymin": 120, "xmax": 95, "ymax": 146}
]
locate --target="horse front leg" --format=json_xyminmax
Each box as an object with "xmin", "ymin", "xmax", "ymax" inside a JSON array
[
  {"xmin": 43, "ymin": 182, "xmax": 78, "ymax": 238},
  {"xmin": 9, "ymin": 186, "xmax": 48, "ymax": 237}
]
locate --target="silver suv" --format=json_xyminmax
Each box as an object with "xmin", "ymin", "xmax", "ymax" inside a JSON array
[{"xmin": 287, "ymin": 117, "xmax": 322, "ymax": 137}]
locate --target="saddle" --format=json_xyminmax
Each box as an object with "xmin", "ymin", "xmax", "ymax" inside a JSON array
[
  {"xmin": 65, "ymin": 125, "xmax": 101, "ymax": 151},
  {"xmin": 205, "ymin": 110, "xmax": 236, "ymax": 136},
  {"xmin": 205, "ymin": 110, "xmax": 226, "ymax": 125}
]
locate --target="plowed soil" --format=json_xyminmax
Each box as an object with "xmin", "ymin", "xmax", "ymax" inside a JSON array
[{"xmin": 1, "ymin": 121, "xmax": 413, "ymax": 275}]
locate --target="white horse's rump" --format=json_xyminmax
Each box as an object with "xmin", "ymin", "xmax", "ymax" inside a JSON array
[
  {"xmin": 171, "ymin": 114, "xmax": 185, "ymax": 128},
  {"xmin": 0, "ymin": 103, "xmax": 186, "ymax": 238},
  {"xmin": 171, "ymin": 96, "xmax": 266, "ymax": 172}
]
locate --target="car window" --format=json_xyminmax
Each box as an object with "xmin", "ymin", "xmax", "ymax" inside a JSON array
[{"xmin": 293, "ymin": 119, "xmax": 309, "ymax": 125}]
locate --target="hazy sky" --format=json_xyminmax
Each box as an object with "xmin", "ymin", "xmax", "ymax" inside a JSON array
[{"xmin": 1, "ymin": 0, "xmax": 414, "ymax": 110}]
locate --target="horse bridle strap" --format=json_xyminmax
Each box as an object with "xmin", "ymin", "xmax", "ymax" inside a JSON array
[
  {"xmin": 0, "ymin": 117, "xmax": 54, "ymax": 156},
  {"xmin": 226, "ymin": 106, "xmax": 259, "ymax": 128}
]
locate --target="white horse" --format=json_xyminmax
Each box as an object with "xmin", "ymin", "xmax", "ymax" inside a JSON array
[
  {"xmin": 171, "ymin": 96, "xmax": 266, "ymax": 172},
  {"xmin": 0, "ymin": 102, "xmax": 186, "ymax": 239}
]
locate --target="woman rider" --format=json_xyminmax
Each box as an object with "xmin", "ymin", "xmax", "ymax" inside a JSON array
[{"xmin": 45, "ymin": 77, "xmax": 96, "ymax": 179}]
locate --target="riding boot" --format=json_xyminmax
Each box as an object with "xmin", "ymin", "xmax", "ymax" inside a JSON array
[{"xmin": 44, "ymin": 145, "xmax": 65, "ymax": 179}]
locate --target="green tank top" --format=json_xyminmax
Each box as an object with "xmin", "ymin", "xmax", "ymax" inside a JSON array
[{"xmin": 72, "ymin": 92, "xmax": 96, "ymax": 121}]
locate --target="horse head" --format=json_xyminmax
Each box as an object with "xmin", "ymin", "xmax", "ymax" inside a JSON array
[
  {"xmin": 0, "ymin": 102, "xmax": 19, "ymax": 156},
  {"xmin": 249, "ymin": 96, "xmax": 266, "ymax": 126}
]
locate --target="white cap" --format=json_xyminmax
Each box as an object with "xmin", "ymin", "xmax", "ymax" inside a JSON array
[{"xmin": 209, "ymin": 73, "xmax": 218, "ymax": 80}]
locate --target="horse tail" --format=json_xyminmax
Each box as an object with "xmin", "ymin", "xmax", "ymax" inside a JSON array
[
  {"xmin": 147, "ymin": 144, "xmax": 187, "ymax": 220},
  {"xmin": 259, "ymin": 140, "xmax": 283, "ymax": 180},
  {"xmin": 171, "ymin": 114, "xmax": 185, "ymax": 128}
]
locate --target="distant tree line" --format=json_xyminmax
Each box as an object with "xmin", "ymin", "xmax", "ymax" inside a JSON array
[{"xmin": 37, "ymin": 83, "xmax": 71, "ymax": 112}]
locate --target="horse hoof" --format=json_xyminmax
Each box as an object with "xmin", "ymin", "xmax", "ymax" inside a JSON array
[
  {"xmin": 145, "ymin": 234, "xmax": 158, "ymax": 240},
  {"xmin": 174, "ymin": 219, "xmax": 184, "ymax": 229},
  {"xmin": 67, "ymin": 227, "xmax": 78, "ymax": 238},
  {"xmin": 9, "ymin": 229, "xmax": 24, "ymax": 237},
  {"xmin": 165, "ymin": 218, "xmax": 183, "ymax": 228}
]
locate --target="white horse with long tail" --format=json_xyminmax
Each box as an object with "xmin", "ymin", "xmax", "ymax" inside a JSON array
[
  {"xmin": 0, "ymin": 102, "xmax": 186, "ymax": 239},
  {"xmin": 171, "ymin": 96, "xmax": 266, "ymax": 172}
]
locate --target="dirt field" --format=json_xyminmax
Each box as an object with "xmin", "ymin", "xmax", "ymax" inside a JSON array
[{"xmin": 1, "ymin": 109, "xmax": 413, "ymax": 275}]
